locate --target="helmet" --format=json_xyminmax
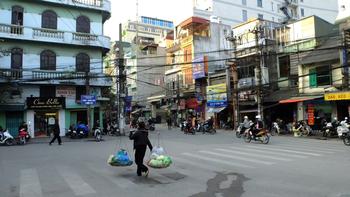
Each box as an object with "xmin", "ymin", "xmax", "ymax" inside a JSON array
[
  {"xmin": 244, "ymin": 116, "xmax": 248, "ymax": 119},
  {"xmin": 255, "ymin": 115, "xmax": 261, "ymax": 119},
  {"xmin": 334, "ymin": 117, "xmax": 337, "ymax": 120},
  {"xmin": 345, "ymin": 117, "xmax": 348, "ymax": 120}
]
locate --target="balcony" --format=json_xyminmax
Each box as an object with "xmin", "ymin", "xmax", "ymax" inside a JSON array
[
  {"xmin": 0, "ymin": 24, "xmax": 110, "ymax": 50},
  {"xmin": 41, "ymin": 0, "xmax": 111, "ymax": 21},
  {"xmin": 0, "ymin": 68, "xmax": 22, "ymax": 81}
]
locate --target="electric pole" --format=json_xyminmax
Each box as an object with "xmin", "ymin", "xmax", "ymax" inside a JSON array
[
  {"xmin": 253, "ymin": 26, "xmax": 264, "ymax": 121},
  {"xmin": 85, "ymin": 70, "xmax": 91, "ymax": 131},
  {"xmin": 343, "ymin": 29, "xmax": 350, "ymax": 90},
  {"xmin": 118, "ymin": 23, "xmax": 126, "ymax": 134}
]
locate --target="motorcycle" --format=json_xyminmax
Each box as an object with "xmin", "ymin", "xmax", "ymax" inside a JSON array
[
  {"xmin": 298, "ymin": 120, "xmax": 313, "ymax": 136},
  {"xmin": 93, "ymin": 127, "xmax": 102, "ymax": 142},
  {"xmin": 184, "ymin": 121, "xmax": 195, "ymax": 135},
  {"xmin": 337, "ymin": 120, "xmax": 350, "ymax": 146},
  {"xmin": 322, "ymin": 121, "xmax": 337, "ymax": 137},
  {"xmin": 0, "ymin": 129, "xmax": 15, "ymax": 146},
  {"xmin": 244, "ymin": 122, "xmax": 270, "ymax": 144},
  {"xmin": 108, "ymin": 122, "xmax": 121, "ymax": 136},
  {"xmin": 202, "ymin": 121, "xmax": 216, "ymax": 134},
  {"xmin": 148, "ymin": 123, "xmax": 155, "ymax": 131},
  {"xmin": 270, "ymin": 122, "xmax": 280, "ymax": 135}
]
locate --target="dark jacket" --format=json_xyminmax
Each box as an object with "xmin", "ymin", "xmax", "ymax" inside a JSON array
[
  {"xmin": 129, "ymin": 129, "xmax": 153, "ymax": 150},
  {"xmin": 53, "ymin": 124, "xmax": 60, "ymax": 135}
]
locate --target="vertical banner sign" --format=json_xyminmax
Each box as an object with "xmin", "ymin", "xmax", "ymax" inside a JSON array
[
  {"xmin": 192, "ymin": 57, "xmax": 206, "ymax": 79},
  {"xmin": 307, "ymin": 104, "xmax": 315, "ymax": 126}
]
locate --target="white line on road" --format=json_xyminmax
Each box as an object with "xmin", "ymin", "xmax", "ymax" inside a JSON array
[
  {"xmin": 269, "ymin": 144, "xmax": 335, "ymax": 154},
  {"xmin": 215, "ymin": 148, "xmax": 293, "ymax": 162},
  {"xmin": 181, "ymin": 152, "xmax": 255, "ymax": 169},
  {"xmin": 20, "ymin": 168, "xmax": 43, "ymax": 197},
  {"xmin": 57, "ymin": 166, "xmax": 96, "ymax": 196},
  {"xmin": 199, "ymin": 150, "xmax": 275, "ymax": 165},
  {"xmin": 242, "ymin": 145, "xmax": 322, "ymax": 156},
  {"xmin": 225, "ymin": 146, "xmax": 308, "ymax": 159}
]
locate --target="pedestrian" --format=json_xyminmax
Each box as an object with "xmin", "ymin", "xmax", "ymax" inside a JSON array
[
  {"xmin": 129, "ymin": 121, "xmax": 153, "ymax": 177},
  {"xmin": 49, "ymin": 122, "xmax": 62, "ymax": 145},
  {"xmin": 167, "ymin": 116, "xmax": 172, "ymax": 130}
]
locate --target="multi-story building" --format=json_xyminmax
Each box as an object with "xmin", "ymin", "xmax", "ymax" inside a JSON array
[
  {"xmin": 120, "ymin": 16, "xmax": 173, "ymax": 120},
  {"xmin": 165, "ymin": 16, "xmax": 231, "ymax": 125},
  {"xmin": 177, "ymin": 0, "xmax": 337, "ymax": 27},
  {"xmin": 0, "ymin": 0, "xmax": 111, "ymax": 137}
]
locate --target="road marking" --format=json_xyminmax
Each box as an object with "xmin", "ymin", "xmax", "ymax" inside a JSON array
[
  {"xmin": 219, "ymin": 175, "xmax": 237, "ymax": 189},
  {"xmin": 273, "ymin": 142, "xmax": 344, "ymax": 152},
  {"xmin": 181, "ymin": 152, "xmax": 255, "ymax": 169},
  {"xmin": 173, "ymin": 156, "xmax": 223, "ymax": 171},
  {"xmin": 226, "ymin": 146, "xmax": 308, "ymax": 159},
  {"xmin": 215, "ymin": 148, "xmax": 293, "ymax": 162},
  {"xmin": 199, "ymin": 150, "xmax": 275, "ymax": 165},
  {"xmin": 57, "ymin": 166, "xmax": 96, "ymax": 196},
  {"xmin": 270, "ymin": 144, "xmax": 335, "ymax": 154},
  {"xmin": 242, "ymin": 145, "xmax": 322, "ymax": 156},
  {"xmin": 20, "ymin": 169, "xmax": 43, "ymax": 197}
]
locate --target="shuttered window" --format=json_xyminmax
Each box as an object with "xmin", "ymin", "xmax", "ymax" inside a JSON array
[
  {"xmin": 76, "ymin": 16, "xmax": 90, "ymax": 33},
  {"xmin": 42, "ymin": 10, "xmax": 57, "ymax": 29},
  {"xmin": 76, "ymin": 53, "xmax": 90, "ymax": 72},
  {"xmin": 40, "ymin": 50, "xmax": 56, "ymax": 70}
]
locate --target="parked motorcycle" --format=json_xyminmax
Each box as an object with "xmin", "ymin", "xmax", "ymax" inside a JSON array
[
  {"xmin": 202, "ymin": 121, "xmax": 216, "ymax": 134},
  {"xmin": 298, "ymin": 120, "xmax": 313, "ymax": 136},
  {"xmin": 184, "ymin": 121, "xmax": 195, "ymax": 135},
  {"xmin": 322, "ymin": 121, "xmax": 337, "ymax": 137},
  {"xmin": 0, "ymin": 129, "xmax": 15, "ymax": 146},
  {"xmin": 270, "ymin": 122, "xmax": 280, "ymax": 135},
  {"xmin": 337, "ymin": 119, "xmax": 350, "ymax": 146},
  {"xmin": 93, "ymin": 127, "xmax": 102, "ymax": 142},
  {"xmin": 108, "ymin": 122, "xmax": 121, "ymax": 136}
]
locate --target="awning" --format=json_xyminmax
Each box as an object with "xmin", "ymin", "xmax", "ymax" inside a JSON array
[
  {"xmin": 131, "ymin": 109, "xmax": 141, "ymax": 114},
  {"xmin": 279, "ymin": 96, "xmax": 322, "ymax": 104},
  {"xmin": 147, "ymin": 95, "xmax": 165, "ymax": 103},
  {"xmin": 160, "ymin": 105, "xmax": 170, "ymax": 109},
  {"xmin": 207, "ymin": 107, "xmax": 226, "ymax": 113}
]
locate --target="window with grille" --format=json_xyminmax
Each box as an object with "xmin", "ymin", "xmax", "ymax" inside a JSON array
[
  {"xmin": 76, "ymin": 16, "xmax": 90, "ymax": 33},
  {"xmin": 40, "ymin": 50, "xmax": 56, "ymax": 70},
  {"xmin": 42, "ymin": 10, "xmax": 57, "ymax": 29},
  {"xmin": 76, "ymin": 53, "xmax": 90, "ymax": 72}
]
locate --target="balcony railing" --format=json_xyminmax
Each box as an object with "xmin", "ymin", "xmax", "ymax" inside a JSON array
[
  {"xmin": 41, "ymin": 0, "xmax": 111, "ymax": 14},
  {"xmin": 0, "ymin": 23, "xmax": 110, "ymax": 49},
  {"xmin": 73, "ymin": 0, "xmax": 102, "ymax": 7},
  {"xmin": 33, "ymin": 28, "xmax": 64, "ymax": 40},
  {"xmin": 0, "ymin": 68, "xmax": 22, "ymax": 80},
  {"xmin": 32, "ymin": 70, "xmax": 86, "ymax": 80},
  {"xmin": 0, "ymin": 24, "xmax": 23, "ymax": 35}
]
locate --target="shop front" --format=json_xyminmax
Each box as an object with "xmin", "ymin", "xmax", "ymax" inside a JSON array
[
  {"xmin": 325, "ymin": 91, "xmax": 350, "ymax": 119},
  {"xmin": 26, "ymin": 97, "xmax": 65, "ymax": 137},
  {"xmin": 206, "ymin": 83, "xmax": 228, "ymax": 128}
]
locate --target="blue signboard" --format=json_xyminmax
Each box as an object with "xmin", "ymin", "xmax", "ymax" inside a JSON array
[
  {"xmin": 125, "ymin": 96, "xmax": 132, "ymax": 112},
  {"xmin": 192, "ymin": 57, "xmax": 206, "ymax": 79},
  {"xmin": 81, "ymin": 95, "xmax": 96, "ymax": 105}
]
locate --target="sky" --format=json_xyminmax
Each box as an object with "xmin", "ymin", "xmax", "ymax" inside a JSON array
[{"xmin": 104, "ymin": 0, "xmax": 191, "ymax": 41}]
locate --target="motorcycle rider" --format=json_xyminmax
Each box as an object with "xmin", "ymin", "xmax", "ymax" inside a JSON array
[
  {"xmin": 0, "ymin": 126, "xmax": 4, "ymax": 141},
  {"xmin": 242, "ymin": 116, "xmax": 250, "ymax": 131},
  {"xmin": 251, "ymin": 115, "xmax": 264, "ymax": 139}
]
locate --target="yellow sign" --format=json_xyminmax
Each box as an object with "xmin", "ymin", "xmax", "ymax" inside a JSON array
[{"xmin": 324, "ymin": 92, "xmax": 350, "ymax": 101}]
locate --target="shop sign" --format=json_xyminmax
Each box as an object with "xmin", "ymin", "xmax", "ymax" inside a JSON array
[
  {"xmin": 186, "ymin": 98, "xmax": 198, "ymax": 109},
  {"xmin": 307, "ymin": 104, "xmax": 315, "ymax": 126},
  {"xmin": 125, "ymin": 96, "xmax": 132, "ymax": 112},
  {"xmin": 27, "ymin": 97, "xmax": 66, "ymax": 109},
  {"xmin": 192, "ymin": 57, "xmax": 206, "ymax": 79},
  {"xmin": 56, "ymin": 86, "xmax": 76, "ymax": 99},
  {"xmin": 206, "ymin": 83, "xmax": 227, "ymax": 107},
  {"xmin": 324, "ymin": 92, "xmax": 350, "ymax": 101},
  {"xmin": 179, "ymin": 99, "xmax": 186, "ymax": 110},
  {"xmin": 81, "ymin": 95, "xmax": 96, "ymax": 105}
]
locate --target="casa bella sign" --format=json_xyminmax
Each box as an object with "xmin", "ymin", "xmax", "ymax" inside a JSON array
[{"xmin": 27, "ymin": 97, "xmax": 66, "ymax": 109}]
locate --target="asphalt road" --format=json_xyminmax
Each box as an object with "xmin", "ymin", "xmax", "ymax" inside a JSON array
[{"xmin": 1, "ymin": 126, "xmax": 350, "ymax": 197}]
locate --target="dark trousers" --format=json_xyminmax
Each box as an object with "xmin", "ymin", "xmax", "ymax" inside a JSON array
[
  {"xmin": 50, "ymin": 134, "xmax": 62, "ymax": 144},
  {"xmin": 135, "ymin": 145, "xmax": 148, "ymax": 176}
]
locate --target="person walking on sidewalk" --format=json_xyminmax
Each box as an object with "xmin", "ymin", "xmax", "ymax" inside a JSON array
[
  {"xmin": 49, "ymin": 122, "xmax": 62, "ymax": 145},
  {"xmin": 129, "ymin": 121, "xmax": 153, "ymax": 177}
]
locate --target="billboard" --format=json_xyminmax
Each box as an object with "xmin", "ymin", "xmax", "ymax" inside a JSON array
[
  {"xmin": 206, "ymin": 83, "xmax": 227, "ymax": 108},
  {"xmin": 192, "ymin": 57, "xmax": 206, "ymax": 79}
]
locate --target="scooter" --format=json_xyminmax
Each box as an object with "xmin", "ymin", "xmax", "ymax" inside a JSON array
[
  {"xmin": 0, "ymin": 129, "xmax": 15, "ymax": 146},
  {"xmin": 184, "ymin": 122, "xmax": 195, "ymax": 135},
  {"xmin": 270, "ymin": 122, "xmax": 280, "ymax": 135},
  {"xmin": 93, "ymin": 127, "xmax": 102, "ymax": 142},
  {"xmin": 337, "ymin": 120, "xmax": 350, "ymax": 146},
  {"xmin": 244, "ymin": 123, "xmax": 270, "ymax": 144},
  {"xmin": 18, "ymin": 128, "xmax": 29, "ymax": 145},
  {"xmin": 202, "ymin": 121, "xmax": 216, "ymax": 134},
  {"xmin": 322, "ymin": 121, "xmax": 337, "ymax": 137}
]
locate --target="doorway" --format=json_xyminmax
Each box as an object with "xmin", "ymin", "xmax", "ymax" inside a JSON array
[{"xmin": 34, "ymin": 111, "xmax": 58, "ymax": 137}]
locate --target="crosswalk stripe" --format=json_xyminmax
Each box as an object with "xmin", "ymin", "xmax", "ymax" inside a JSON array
[
  {"xmin": 242, "ymin": 145, "xmax": 322, "ymax": 156},
  {"xmin": 20, "ymin": 169, "xmax": 43, "ymax": 197},
  {"xmin": 225, "ymin": 146, "xmax": 308, "ymax": 158},
  {"xmin": 270, "ymin": 144, "xmax": 335, "ymax": 154},
  {"xmin": 215, "ymin": 148, "xmax": 293, "ymax": 162},
  {"xmin": 173, "ymin": 156, "xmax": 224, "ymax": 171},
  {"xmin": 199, "ymin": 150, "xmax": 275, "ymax": 165},
  {"xmin": 274, "ymin": 142, "xmax": 344, "ymax": 152},
  {"xmin": 57, "ymin": 166, "xmax": 96, "ymax": 196},
  {"xmin": 148, "ymin": 170, "xmax": 175, "ymax": 184},
  {"xmin": 181, "ymin": 152, "xmax": 255, "ymax": 169},
  {"xmin": 85, "ymin": 163, "xmax": 137, "ymax": 189}
]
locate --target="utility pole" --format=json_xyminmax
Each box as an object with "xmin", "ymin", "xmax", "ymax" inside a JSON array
[
  {"xmin": 118, "ymin": 23, "xmax": 126, "ymax": 134},
  {"xmin": 85, "ymin": 70, "xmax": 91, "ymax": 131},
  {"xmin": 253, "ymin": 26, "xmax": 264, "ymax": 121},
  {"xmin": 343, "ymin": 29, "xmax": 350, "ymax": 90}
]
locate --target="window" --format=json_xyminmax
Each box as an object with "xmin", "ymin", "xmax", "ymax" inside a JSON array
[
  {"xmin": 40, "ymin": 50, "xmax": 56, "ymax": 70},
  {"xmin": 278, "ymin": 56, "xmax": 290, "ymax": 78},
  {"xmin": 242, "ymin": 10, "xmax": 248, "ymax": 21},
  {"xmin": 42, "ymin": 10, "xmax": 57, "ymax": 29},
  {"xmin": 271, "ymin": 2, "xmax": 274, "ymax": 11},
  {"xmin": 309, "ymin": 65, "xmax": 332, "ymax": 88},
  {"xmin": 257, "ymin": 0, "xmax": 263, "ymax": 7},
  {"xmin": 12, "ymin": 6, "xmax": 23, "ymax": 25},
  {"xmin": 40, "ymin": 86, "xmax": 56, "ymax": 97},
  {"xmin": 76, "ymin": 86, "xmax": 86, "ymax": 101},
  {"xmin": 258, "ymin": 14, "xmax": 264, "ymax": 19},
  {"xmin": 76, "ymin": 16, "xmax": 90, "ymax": 33},
  {"xmin": 242, "ymin": 0, "xmax": 246, "ymax": 5},
  {"xmin": 301, "ymin": 8, "xmax": 305, "ymax": 17},
  {"xmin": 11, "ymin": 48, "xmax": 23, "ymax": 78},
  {"xmin": 76, "ymin": 53, "xmax": 90, "ymax": 72}
]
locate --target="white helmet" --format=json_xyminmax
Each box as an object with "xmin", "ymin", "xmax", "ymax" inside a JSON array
[
  {"xmin": 255, "ymin": 115, "xmax": 261, "ymax": 119},
  {"xmin": 334, "ymin": 117, "xmax": 337, "ymax": 120},
  {"xmin": 244, "ymin": 116, "xmax": 248, "ymax": 119},
  {"xmin": 345, "ymin": 117, "xmax": 348, "ymax": 120}
]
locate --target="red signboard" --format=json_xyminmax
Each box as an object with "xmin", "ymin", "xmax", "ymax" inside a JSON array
[
  {"xmin": 186, "ymin": 98, "xmax": 198, "ymax": 109},
  {"xmin": 307, "ymin": 104, "xmax": 315, "ymax": 126}
]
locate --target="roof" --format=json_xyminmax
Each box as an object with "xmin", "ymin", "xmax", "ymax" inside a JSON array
[{"xmin": 178, "ymin": 17, "xmax": 209, "ymax": 28}]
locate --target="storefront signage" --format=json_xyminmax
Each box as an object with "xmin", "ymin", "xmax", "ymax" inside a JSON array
[
  {"xmin": 307, "ymin": 104, "xmax": 315, "ymax": 126},
  {"xmin": 192, "ymin": 57, "xmax": 206, "ymax": 79},
  {"xmin": 27, "ymin": 97, "xmax": 66, "ymax": 109},
  {"xmin": 56, "ymin": 86, "xmax": 76, "ymax": 99},
  {"xmin": 207, "ymin": 83, "xmax": 227, "ymax": 107},
  {"xmin": 125, "ymin": 96, "xmax": 132, "ymax": 112},
  {"xmin": 179, "ymin": 99, "xmax": 186, "ymax": 110},
  {"xmin": 81, "ymin": 95, "xmax": 96, "ymax": 105},
  {"xmin": 324, "ymin": 92, "xmax": 350, "ymax": 101},
  {"xmin": 186, "ymin": 98, "xmax": 198, "ymax": 109}
]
